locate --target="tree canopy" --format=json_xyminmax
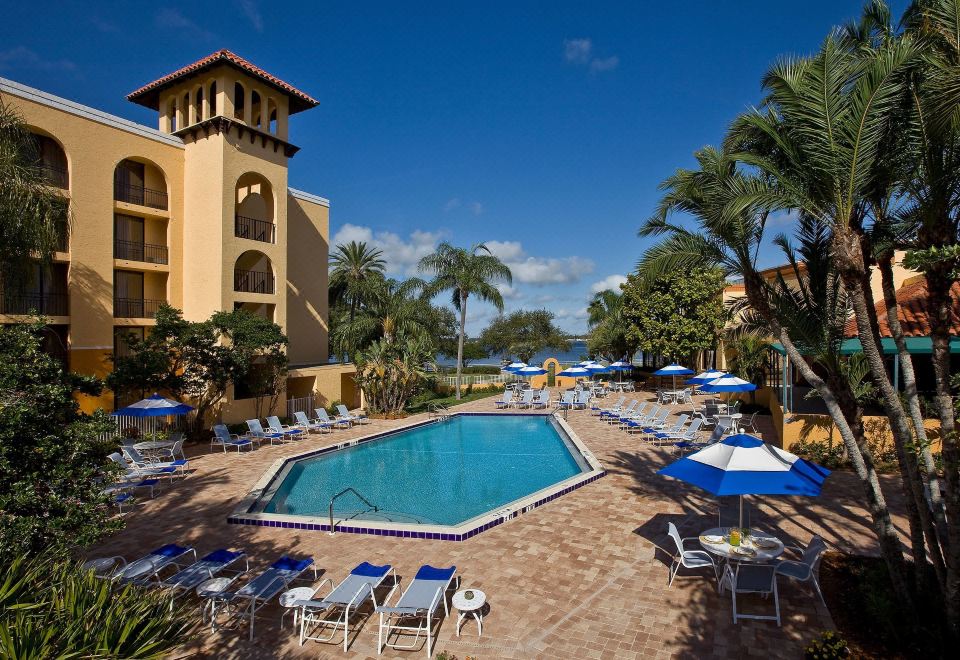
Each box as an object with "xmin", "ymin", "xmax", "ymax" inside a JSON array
[{"xmin": 479, "ymin": 309, "xmax": 568, "ymax": 364}]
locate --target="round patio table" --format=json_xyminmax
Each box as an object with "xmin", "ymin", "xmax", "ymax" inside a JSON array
[
  {"xmin": 132, "ymin": 440, "xmax": 174, "ymax": 452},
  {"xmin": 453, "ymin": 588, "xmax": 486, "ymax": 638},
  {"xmin": 698, "ymin": 527, "xmax": 784, "ymax": 563},
  {"xmin": 716, "ymin": 413, "xmax": 743, "ymax": 434}
]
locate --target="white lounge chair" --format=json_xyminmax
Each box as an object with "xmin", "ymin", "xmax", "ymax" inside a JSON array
[
  {"xmin": 667, "ymin": 522, "xmax": 718, "ymax": 587},
  {"xmin": 593, "ymin": 395, "xmax": 626, "ymax": 416},
  {"xmin": 556, "ymin": 391, "xmax": 576, "ymax": 410},
  {"xmin": 337, "ymin": 404, "xmax": 370, "ymax": 425},
  {"xmin": 161, "ymin": 548, "xmax": 248, "ymax": 604},
  {"xmin": 377, "ymin": 564, "xmax": 458, "ymax": 657},
  {"xmin": 573, "ymin": 390, "xmax": 591, "ymax": 410},
  {"xmin": 316, "ymin": 408, "xmax": 351, "ymax": 429},
  {"xmin": 108, "ymin": 452, "xmax": 178, "ymax": 480},
  {"xmin": 104, "ymin": 543, "xmax": 197, "ymax": 585},
  {"xmin": 221, "ymin": 555, "xmax": 318, "ymax": 640},
  {"xmin": 675, "ymin": 422, "xmax": 728, "ymax": 455},
  {"xmin": 515, "ymin": 390, "xmax": 536, "ymax": 409},
  {"xmin": 293, "ymin": 410, "xmax": 333, "ymax": 434},
  {"xmin": 212, "ymin": 424, "xmax": 255, "ymax": 452},
  {"xmin": 494, "ymin": 390, "xmax": 514, "ymax": 409},
  {"xmin": 246, "ymin": 419, "xmax": 286, "ymax": 445},
  {"xmin": 648, "ymin": 414, "xmax": 690, "ymax": 444},
  {"xmin": 121, "ymin": 446, "xmax": 188, "ymax": 477},
  {"xmin": 267, "ymin": 415, "xmax": 307, "ymax": 439},
  {"xmin": 532, "ymin": 391, "xmax": 551, "ymax": 409},
  {"xmin": 624, "ymin": 408, "xmax": 669, "ymax": 434},
  {"xmin": 298, "ymin": 561, "xmax": 398, "ymax": 651},
  {"xmin": 657, "ymin": 417, "xmax": 703, "ymax": 449},
  {"xmin": 617, "ymin": 401, "xmax": 649, "ymax": 426}
]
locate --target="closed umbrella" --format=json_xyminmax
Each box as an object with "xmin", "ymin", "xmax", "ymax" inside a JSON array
[
  {"xmin": 658, "ymin": 433, "xmax": 830, "ymax": 529},
  {"xmin": 653, "ymin": 363, "xmax": 694, "ymax": 391}
]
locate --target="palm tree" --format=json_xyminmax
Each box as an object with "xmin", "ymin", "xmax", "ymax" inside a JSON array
[
  {"xmin": 0, "ymin": 101, "xmax": 69, "ymax": 283},
  {"xmin": 329, "ymin": 241, "xmax": 386, "ymax": 359},
  {"xmin": 587, "ymin": 289, "xmax": 621, "ymax": 329},
  {"xmin": 419, "ymin": 243, "xmax": 512, "ymax": 399},
  {"xmin": 586, "ymin": 288, "xmax": 637, "ymax": 362}
]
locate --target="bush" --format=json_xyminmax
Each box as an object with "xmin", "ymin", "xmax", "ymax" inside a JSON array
[
  {"xmin": 804, "ymin": 631, "xmax": 849, "ymax": 659},
  {"xmin": 0, "ymin": 555, "xmax": 195, "ymax": 658},
  {"xmin": 791, "ymin": 438, "xmax": 847, "ymax": 470}
]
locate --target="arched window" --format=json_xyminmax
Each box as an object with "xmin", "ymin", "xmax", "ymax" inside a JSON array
[
  {"xmin": 267, "ymin": 98, "xmax": 278, "ymax": 134},
  {"xmin": 250, "ymin": 90, "xmax": 262, "ymax": 128},
  {"xmin": 194, "ymin": 86, "xmax": 204, "ymax": 122},
  {"xmin": 234, "ymin": 82, "xmax": 245, "ymax": 120},
  {"xmin": 234, "ymin": 173, "xmax": 275, "ymax": 243},
  {"xmin": 208, "ymin": 80, "xmax": 217, "ymax": 116},
  {"xmin": 29, "ymin": 131, "xmax": 68, "ymax": 189},
  {"xmin": 166, "ymin": 98, "xmax": 178, "ymax": 132}
]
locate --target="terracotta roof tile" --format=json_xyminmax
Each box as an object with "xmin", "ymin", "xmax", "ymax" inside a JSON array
[
  {"xmin": 844, "ymin": 278, "xmax": 960, "ymax": 338},
  {"xmin": 127, "ymin": 49, "xmax": 318, "ymax": 114}
]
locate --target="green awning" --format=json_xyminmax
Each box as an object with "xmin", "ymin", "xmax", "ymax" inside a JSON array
[{"xmin": 770, "ymin": 336, "xmax": 960, "ymax": 356}]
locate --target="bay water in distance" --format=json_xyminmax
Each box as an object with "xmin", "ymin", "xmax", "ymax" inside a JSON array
[{"xmin": 436, "ymin": 339, "xmax": 590, "ymax": 368}]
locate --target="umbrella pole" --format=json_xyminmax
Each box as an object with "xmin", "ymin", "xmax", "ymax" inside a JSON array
[{"xmin": 739, "ymin": 495, "xmax": 744, "ymax": 531}]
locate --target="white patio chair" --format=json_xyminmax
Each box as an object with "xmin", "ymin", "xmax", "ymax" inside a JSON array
[
  {"xmin": 741, "ymin": 411, "xmax": 760, "ymax": 434},
  {"xmin": 211, "ymin": 424, "xmax": 255, "ymax": 452},
  {"xmin": 775, "ymin": 535, "xmax": 828, "ymax": 605},
  {"xmin": 719, "ymin": 563, "xmax": 781, "ymax": 626},
  {"xmin": 667, "ymin": 522, "xmax": 717, "ymax": 586}
]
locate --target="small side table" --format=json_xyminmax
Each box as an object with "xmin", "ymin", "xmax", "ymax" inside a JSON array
[
  {"xmin": 452, "ymin": 589, "xmax": 486, "ymax": 638},
  {"xmin": 197, "ymin": 577, "xmax": 236, "ymax": 630},
  {"xmin": 279, "ymin": 586, "xmax": 317, "ymax": 630}
]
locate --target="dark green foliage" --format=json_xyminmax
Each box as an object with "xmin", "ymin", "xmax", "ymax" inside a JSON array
[
  {"xmin": 478, "ymin": 309, "xmax": 567, "ymax": 363},
  {"xmin": 0, "ymin": 321, "xmax": 119, "ymax": 563},
  {"xmin": 0, "ymin": 555, "xmax": 194, "ymax": 658}
]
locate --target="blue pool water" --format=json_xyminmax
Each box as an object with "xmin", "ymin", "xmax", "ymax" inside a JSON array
[{"xmin": 261, "ymin": 415, "xmax": 587, "ymax": 526}]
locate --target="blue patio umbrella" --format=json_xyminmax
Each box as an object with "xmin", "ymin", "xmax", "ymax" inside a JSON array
[
  {"xmin": 700, "ymin": 374, "xmax": 757, "ymax": 407},
  {"xmin": 578, "ymin": 360, "xmax": 597, "ymax": 366},
  {"xmin": 658, "ymin": 433, "xmax": 830, "ymax": 529},
  {"xmin": 503, "ymin": 362, "xmax": 527, "ymax": 372},
  {"xmin": 111, "ymin": 393, "xmax": 195, "ymax": 417},
  {"xmin": 608, "ymin": 361, "xmax": 634, "ymax": 371},
  {"xmin": 557, "ymin": 366, "xmax": 590, "ymax": 383},
  {"xmin": 653, "ymin": 363, "xmax": 695, "ymax": 390},
  {"xmin": 515, "ymin": 365, "xmax": 547, "ymax": 378},
  {"xmin": 687, "ymin": 369, "xmax": 726, "ymax": 385},
  {"xmin": 584, "ymin": 362, "xmax": 610, "ymax": 383}
]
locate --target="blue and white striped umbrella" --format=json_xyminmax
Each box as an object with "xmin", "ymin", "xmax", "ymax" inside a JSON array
[
  {"xmin": 687, "ymin": 369, "xmax": 726, "ymax": 385},
  {"xmin": 608, "ymin": 361, "xmax": 634, "ymax": 371},
  {"xmin": 111, "ymin": 393, "xmax": 194, "ymax": 418},
  {"xmin": 502, "ymin": 362, "xmax": 527, "ymax": 373},
  {"xmin": 515, "ymin": 366, "xmax": 547, "ymax": 377},
  {"xmin": 557, "ymin": 366, "xmax": 590, "ymax": 379},
  {"xmin": 578, "ymin": 360, "xmax": 597, "ymax": 366},
  {"xmin": 700, "ymin": 374, "xmax": 757, "ymax": 393},
  {"xmin": 653, "ymin": 363, "xmax": 694, "ymax": 390},
  {"xmin": 658, "ymin": 434, "xmax": 830, "ymax": 528},
  {"xmin": 584, "ymin": 362, "xmax": 609, "ymax": 373}
]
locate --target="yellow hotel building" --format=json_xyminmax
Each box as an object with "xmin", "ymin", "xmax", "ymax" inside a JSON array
[{"xmin": 0, "ymin": 49, "xmax": 358, "ymax": 421}]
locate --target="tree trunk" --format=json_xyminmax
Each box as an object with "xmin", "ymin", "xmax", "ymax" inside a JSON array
[
  {"xmin": 878, "ymin": 251, "xmax": 949, "ymax": 586},
  {"xmin": 741, "ymin": 268, "xmax": 914, "ymax": 608},
  {"xmin": 456, "ymin": 294, "xmax": 467, "ymax": 401}
]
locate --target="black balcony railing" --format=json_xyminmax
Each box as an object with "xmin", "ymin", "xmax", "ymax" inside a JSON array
[
  {"xmin": 114, "ymin": 239, "xmax": 169, "ymax": 264},
  {"xmin": 235, "ymin": 214, "xmax": 276, "ymax": 243},
  {"xmin": 39, "ymin": 163, "xmax": 68, "ymax": 189},
  {"xmin": 0, "ymin": 291, "xmax": 68, "ymax": 316},
  {"xmin": 234, "ymin": 269, "xmax": 275, "ymax": 294},
  {"xmin": 114, "ymin": 297, "xmax": 164, "ymax": 318},
  {"xmin": 114, "ymin": 183, "xmax": 168, "ymax": 210}
]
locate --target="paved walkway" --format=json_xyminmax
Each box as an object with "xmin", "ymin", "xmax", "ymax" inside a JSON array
[{"xmin": 93, "ymin": 391, "xmax": 907, "ymax": 659}]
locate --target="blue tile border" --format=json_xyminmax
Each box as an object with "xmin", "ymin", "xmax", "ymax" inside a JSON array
[{"xmin": 228, "ymin": 412, "xmax": 605, "ymax": 541}]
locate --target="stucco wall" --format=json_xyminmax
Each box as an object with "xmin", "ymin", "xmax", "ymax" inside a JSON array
[{"xmin": 286, "ymin": 193, "xmax": 329, "ymax": 366}]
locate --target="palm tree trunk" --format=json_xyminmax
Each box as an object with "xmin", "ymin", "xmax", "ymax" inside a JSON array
[
  {"xmin": 878, "ymin": 252, "xmax": 949, "ymax": 584},
  {"xmin": 456, "ymin": 295, "xmax": 467, "ymax": 401}
]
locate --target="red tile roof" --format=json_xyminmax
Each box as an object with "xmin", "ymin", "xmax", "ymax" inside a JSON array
[
  {"xmin": 127, "ymin": 49, "xmax": 318, "ymax": 114},
  {"xmin": 844, "ymin": 277, "xmax": 960, "ymax": 338}
]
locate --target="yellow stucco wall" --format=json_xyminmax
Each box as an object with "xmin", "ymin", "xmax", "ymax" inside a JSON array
[{"xmin": 286, "ymin": 192, "xmax": 329, "ymax": 366}]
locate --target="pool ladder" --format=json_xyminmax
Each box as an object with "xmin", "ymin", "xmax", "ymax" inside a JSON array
[
  {"xmin": 328, "ymin": 487, "xmax": 379, "ymax": 535},
  {"xmin": 427, "ymin": 402, "xmax": 451, "ymax": 421}
]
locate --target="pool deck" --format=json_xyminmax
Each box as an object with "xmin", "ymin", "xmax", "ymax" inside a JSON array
[{"xmin": 92, "ymin": 390, "xmax": 909, "ymax": 659}]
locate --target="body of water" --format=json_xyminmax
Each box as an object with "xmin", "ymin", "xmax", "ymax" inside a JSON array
[{"xmin": 436, "ymin": 339, "xmax": 590, "ymax": 367}]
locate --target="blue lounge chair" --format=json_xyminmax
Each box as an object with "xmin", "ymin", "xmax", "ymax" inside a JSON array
[
  {"xmin": 266, "ymin": 415, "xmax": 306, "ymax": 439},
  {"xmin": 212, "ymin": 424, "xmax": 255, "ymax": 452},
  {"xmin": 246, "ymin": 419, "xmax": 286, "ymax": 445},
  {"xmin": 293, "ymin": 410, "xmax": 333, "ymax": 433},
  {"xmin": 316, "ymin": 408, "xmax": 351, "ymax": 429},
  {"xmin": 298, "ymin": 561, "xmax": 398, "ymax": 651},
  {"xmin": 161, "ymin": 548, "xmax": 248, "ymax": 602},
  {"xmin": 107, "ymin": 452, "xmax": 177, "ymax": 480},
  {"xmin": 111, "ymin": 543, "xmax": 197, "ymax": 585},
  {"xmin": 337, "ymin": 404, "xmax": 369, "ymax": 425},
  {"xmin": 494, "ymin": 390, "xmax": 514, "ymax": 409},
  {"xmin": 221, "ymin": 555, "xmax": 317, "ymax": 640},
  {"xmin": 120, "ymin": 446, "xmax": 188, "ymax": 477},
  {"xmin": 377, "ymin": 565, "xmax": 458, "ymax": 657}
]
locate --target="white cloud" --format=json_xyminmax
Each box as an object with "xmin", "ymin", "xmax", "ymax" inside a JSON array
[
  {"xmin": 155, "ymin": 9, "xmax": 217, "ymax": 41},
  {"xmin": 236, "ymin": 0, "xmax": 264, "ymax": 32},
  {"xmin": 331, "ymin": 224, "xmax": 446, "ymax": 276},
  {"xmin": 443, "ymin": 197, "xmax": 461, "ymax": 212},
  {"xmin": 469, "ymin": 201, "xmax": 484, "ymax": 216},
  {"xmin": 486, "ymin": 240, "xmax": 594, "ymax": 286},
  {"xmin": 590, "ymin": 274, "xmax": 627, "ymax": 294},
  {"xmin": 443, "ymin": 197, "xmax": 483, "ymax": 215},
  {"xmin": 564, "ymin": 38, "xmax": 593, "ymax": 64},
  {"xmin": 496, "ymin": 283, "xmax": 523, "ymax": 300},
  {"xmin": 0, "ymin": 47, "xmax": 76, "ymax": 72},
  {"xmin": 554, "ymin": 307, "xmax": 590, "ymax": 322},
  {"xmin": 563, "ymin": 37, "xmax": 619, "ymax": 74}
]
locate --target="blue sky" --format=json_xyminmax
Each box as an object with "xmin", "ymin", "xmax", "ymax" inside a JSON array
[{"xmin": 0, "ymin": 1, "xmax": 908, "ymax": 334}]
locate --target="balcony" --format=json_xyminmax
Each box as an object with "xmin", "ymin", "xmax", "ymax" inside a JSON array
[
  {"xmin": 114, "ymin": 183, "xmax": 168, "ymax": 211},
  {"xmin": 39, "ymin": 163, "xmax": 69, "ymax": 190},
  {"xmin": 114, "ymin": 297, "xmax": 164, "ymax": 318},
  {"xmin": 235, "ymin": 214, "xmax": 276, "ymax": 243},
  {"xmin": 0, "ymin": 291, "xmax": 68, "ymax": 316},
  {"xmin": 234, "ymin": 269, "xmax": 275, "ymax": 294},
  {"xmin": 114, "ymin": 239, "xmax": 169, "ymax": 265},
  {"xmin": 54, "ymin": 221, "xmax": 69, "ymax": 253}
]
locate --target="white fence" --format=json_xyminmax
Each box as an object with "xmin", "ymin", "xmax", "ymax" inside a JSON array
[
  {"xmin": 100, "ymin": 414, "xmax": 188, "ymax": 442},
  {"xmin": 287, "ymin": 394, "xmax": 316, "ymax": 418},
  {"xmin": 438, "ymin": 373, "xmax": 511, "ymax": 386}
]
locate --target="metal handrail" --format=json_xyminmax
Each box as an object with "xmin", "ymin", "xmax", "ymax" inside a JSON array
[
  {"xmin": 427, "ymin": 402, "xmax": 451, "ymax": 420},
  {"xmin": 329, "ymin": 487, "xmax": 379, "ymax": 535}
]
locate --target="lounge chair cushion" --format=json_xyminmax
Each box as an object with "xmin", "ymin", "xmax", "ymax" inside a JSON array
[
  {"xmin": 414, "ymin": 564, "xmax": 456, "ymax": 581},
  {"xmin": 153, "ymin": 543, "xmax": 190, "ymax": 557},
  {"xmin": 353, "ymin": 561, "xmax": 391, "ymax": 578},
  {"xmin": 205, "ymin": 549, "xmax": 244, "ymax": 563},
  {"xmin": 272, "ymin": 556, "xmax": 313, "ymax": 572}
]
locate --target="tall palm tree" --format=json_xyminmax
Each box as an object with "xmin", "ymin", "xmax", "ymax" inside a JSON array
[
  {"xmin": 329, "ymin": 241, "xmax": 386, "ymax": 359},
  {"xmin": 419, "ymin": 242, "xmax": 512, "ymax": 399},
  {"xmin": 0, "ymin": 101, "xmax": 69, "ymax": 284},
  {"xmin": 587, "ymin": 289, "xmax": 621, "ymax": 329}
]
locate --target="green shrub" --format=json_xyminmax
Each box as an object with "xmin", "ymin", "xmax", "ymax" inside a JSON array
[
  {"xmin": 0, "ymin": 555, "xmax": 195, "ymax": 658},
  {"xmin": 804, "ymin": 631, "xmax": 849, "ymax": 659},
  {"xmin": 791, "ymin": 438, "xmax": 847, "ymax": 470}
]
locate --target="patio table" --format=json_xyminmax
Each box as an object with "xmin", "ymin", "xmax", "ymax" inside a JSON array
[
  {"xmin": 715, "ymin": 413, "xmax": 742, "ymax": 434},
  {"xmin": 662, "ymin": 389, "xmax": 684, "ymax": 403},
  {"xmin": 698, "ymin": 527, "xmax": 784, "ymax": 563},
  {"xmin": 133, "ymin": 440, "xmax": 174, "ymax": 452}
]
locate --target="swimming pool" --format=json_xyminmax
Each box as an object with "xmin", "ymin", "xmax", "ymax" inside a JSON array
[{"xmin": 232, "ymin": 413, "xmax": 605, "ymax": 540}]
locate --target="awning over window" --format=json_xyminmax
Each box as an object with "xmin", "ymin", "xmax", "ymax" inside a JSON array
[{"xmin": 770, "ymin": 336, "xmax": 960, "ymax": 356}]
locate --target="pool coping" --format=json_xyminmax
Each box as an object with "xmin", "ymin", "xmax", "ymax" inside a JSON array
[{"xmin": 227, "ymin": 411, "xmax": 606, "ymax": 541}]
